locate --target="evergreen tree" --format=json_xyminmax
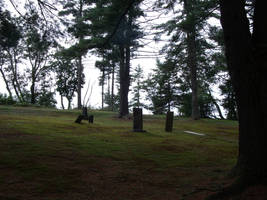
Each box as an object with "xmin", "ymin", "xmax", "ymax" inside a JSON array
[
  {"xmin": 155, "ymin": 0, "xmax": 219, "ymax": 119},
  {"xmin": 59, "ymin": 0, "xmax": 94, "ymax": 109},
  {"xmin": 88, "ymin": 0, "xmax": 143, "ymax": 117},
  {"xmin": 144, "ymin": 60, "xmax": 179, "ymax": 114},
  {"xmin": 130, "ymin": 64, "xmax": 145, "ymax": 109}
]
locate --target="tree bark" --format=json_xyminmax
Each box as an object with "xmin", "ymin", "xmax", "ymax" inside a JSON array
[
  {"xmin": 119, "ymin": 45, "xmax": 130, "ymax": 118},
  {"xmin": 30, "ymin": 80, "xmax": 36, "ymax": 104},
  {"xmin": 208, "ymin": 89, "xmax": 225, "ymax": 120},
  {"xmin": 213, "ymin": 99, "xmax": 224, "ymax": 120},
  {"xmin": 220, "ymin": 0, "xmax": 267, "ymax": 181},
  {"xmin": 67, "ymin": 99, "xmax": 71, "ymax": 110},
  {"xmin": 101, "ymin": 69, "xmax": 105, "ymax": 109},
  {"xmin": 77, "ymin": 0, "xmax": 84, "ymax": 110},
  {"xmin": 60, "ymin": 95, "xmax": 65, "ymax": 110},
  {"xmin": 184, "ymin": 0, "xmax": 200, "ymax": 120},
  {"xmin": 111, "ymin": 62, "xmax": 115, "ymax": 111},
  {"xmin": 77, "ymin": 56, "xmax": 83, "ymax": 109}
]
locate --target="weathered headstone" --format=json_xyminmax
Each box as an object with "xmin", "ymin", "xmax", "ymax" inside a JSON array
[
  {"xmin": 75, "ymin": 107, "xmax": 94, "ymax": 124},
  {"xmin": 75, "ymin": 115, "xmax": 84, "ymax": 124},
  {"xmin": 88, "ymin": 115, "xmax": 94, "ymax": 123},
  {"xmin": 165, "ymin": 111, "xmax": 174, "ymax": 132},
  {"xmin": 133, "ymin": 108, "xmax": 145, "ymax": 132}
]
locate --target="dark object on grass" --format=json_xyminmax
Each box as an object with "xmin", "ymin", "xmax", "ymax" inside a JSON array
[
  {"xmin": 133, "ymin": 108, "xmax": 145, "ymax": 132},
  {"xmin": 75, "ymin": 115, "xmax": 84, "ymax": 123},
  {"xmin": 165, "ymin": 111, "xmax": 174, "ymax": 132},
  {"xmin": 88, "ymin": 115, "xmax": 94, "ymax": 123},
  {"xmin": 75, "ymin": 107, "xmax": 94, "ymax": 124}
]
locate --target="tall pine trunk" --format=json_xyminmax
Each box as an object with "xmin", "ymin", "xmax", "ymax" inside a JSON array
[
  {"xmin": 220, "ymin": 0, "xmax": 267, "ymax": 181},
  {"xmin": 101, "ymin": 69, "xmax": 105, "ymax": 109},
  {"xmin": 77, "ymin": 56, "xmax": 83, "ymax": 109},
  {"xmin": 111, "ymin": 62, "xmax": 115, "ymax": 111},
  {"xmin": 119, "ymin": 45, "xmax": 130, "ymax": 118},
  {"xmin": 184, "ymin": 0, "xmax": 200, "ymax": 120},
  {"xmin": 77, "ymin": 0, "xmax": 84, "ymax": 110}
]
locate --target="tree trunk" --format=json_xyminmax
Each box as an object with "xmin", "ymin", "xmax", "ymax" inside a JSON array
[
  {"xmin": 184, "ymin": 0, "xmax": 200, "ymax": 120},
  {"xmin": 213, "ymin": 99, "xmax": 224, "ymax": 120},
  {"xmin": 119, "ymin": 45, "xmax": 130, "ymax": 118},
  {"xmin": 77, "ymin": 0, "xmax": 84, "ymax": 110},
  {"xmin": 67, "ymin": 98, "xmax": 72, "ymax": 110},
  {"xmin": 208, "ymin": 89, "xmax": 225, "ymax": 120},
  {"xmin": 77, "ymin": 56, "xmax": 83, "ymax": 109},
  {"xmin": 220, "ymin": 0, "xmax": 267, "ymax": 182},
  {"xmin": 30, "ymin": 81, "xmax": 36, "ymax": 104},
  {"xmin": 101, "ymin": 69, "xmax": 105, "ymax": 109},
  {"xmin": 61, "ymin": 95, "xmax": 65, "ymax": 110},
  {"xmin": 111, "ymin": 63, "xmax": 115, "ymax": 111}
]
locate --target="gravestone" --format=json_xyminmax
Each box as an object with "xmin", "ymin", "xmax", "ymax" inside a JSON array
[
  {"xmin": 88, "ymin": 115, "xmax": 94, "ymax": 123},
  {"xmin": 74, "ymin": 107, "xmax": 94, "ymax": 124},
  {"xmin": 165, "ymin": 111, "xmax": 174, "ymax": 132},
  {"xmin": 133, "ymin": 108, "xmax": 145, "ymax": 132},
  {"xmin": 75, "ymin": 115, "xmax": 84, "ymax": 124}
]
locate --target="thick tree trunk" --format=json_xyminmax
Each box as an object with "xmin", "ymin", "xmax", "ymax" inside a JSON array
[
  {"xmin": 77, "ymin": 56, "xmax": 83, "ymax": 109},
  {"xmin": 184, "ymin": 0, "xmax": 200, "ymax": 120},
  {"xmin": 101, "ymin": 70, "xmax": 105, "ymax": 109},
  {"xmin": 30, "ymin": 75, "xmax": 36, "ymax": 104},
  {"xmin": 68, "ymin": 99, "xmax": 71, "ymax": 110},
  {"xmin": 188, "ymin": 35, "xmax": 200, "ymax": 120},
  {"xmin": 111, "ymin": 63, "xmax": 115, "ymax": 111},
  {"xmin": 220, "ymin": 0, "xmax": 267, "ymax": 181},
  {"xmin": 77, "ymin": 1, "xmax": 84, "ymax": 110},
  {"xmin": 119, "ymin": 45, "xmax": 130, "ymax": 118}
]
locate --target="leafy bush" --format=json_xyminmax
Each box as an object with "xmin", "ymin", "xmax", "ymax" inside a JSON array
[{"xmin": 0, "ymin": 93, "xmax": 16, "ymax": 105}]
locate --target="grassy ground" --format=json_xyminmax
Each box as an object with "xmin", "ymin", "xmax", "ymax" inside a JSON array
[{"xmin": 0, "ymin": 105, "xmax": 240, "ymax": 200}]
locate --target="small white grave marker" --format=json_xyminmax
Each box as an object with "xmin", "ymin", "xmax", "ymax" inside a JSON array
[{"xmin": 184, "ymin": 131, "xmax": 205, "ymax": 136}]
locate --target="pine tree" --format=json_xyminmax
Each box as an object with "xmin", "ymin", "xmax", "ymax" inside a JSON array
[
  {"xmin": 131, "ymin": 65, "xmax": 145, "ymax": 108},
  {"xmin": 155, "ymin": 0, "xmax": 219, "ymax": 119},
  {"xmin": 144, "ymin": 60, "xmax": 179, "ymax": 114},
  {"xmin": 59, "ymin": 0, "xmax": 94, "ymax": 109}
]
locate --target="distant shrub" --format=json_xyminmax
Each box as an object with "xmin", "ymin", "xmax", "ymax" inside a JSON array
[{"xmin": 0, "ymin": 93, "xmax": 16, "ymax": 105}]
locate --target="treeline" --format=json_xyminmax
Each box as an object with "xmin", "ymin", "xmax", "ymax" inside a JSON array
[{"xmin": 0, "ymin": 0, "xmax": 237, "ymax": 120}]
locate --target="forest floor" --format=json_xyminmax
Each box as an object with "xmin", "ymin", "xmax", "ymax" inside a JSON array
[{"xmin": 0, "ymin": 105, "xmax": 266, "ymax": 200}]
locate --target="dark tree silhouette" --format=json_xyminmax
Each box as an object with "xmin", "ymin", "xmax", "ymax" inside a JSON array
[{"xmin": 220, "ymin": 0, "xmax": 267, "ymax": 186}]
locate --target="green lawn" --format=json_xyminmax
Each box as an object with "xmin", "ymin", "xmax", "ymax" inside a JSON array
[{"xmin": 0, "ymin": 105, "xmax": 238, "ymax": 200}]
